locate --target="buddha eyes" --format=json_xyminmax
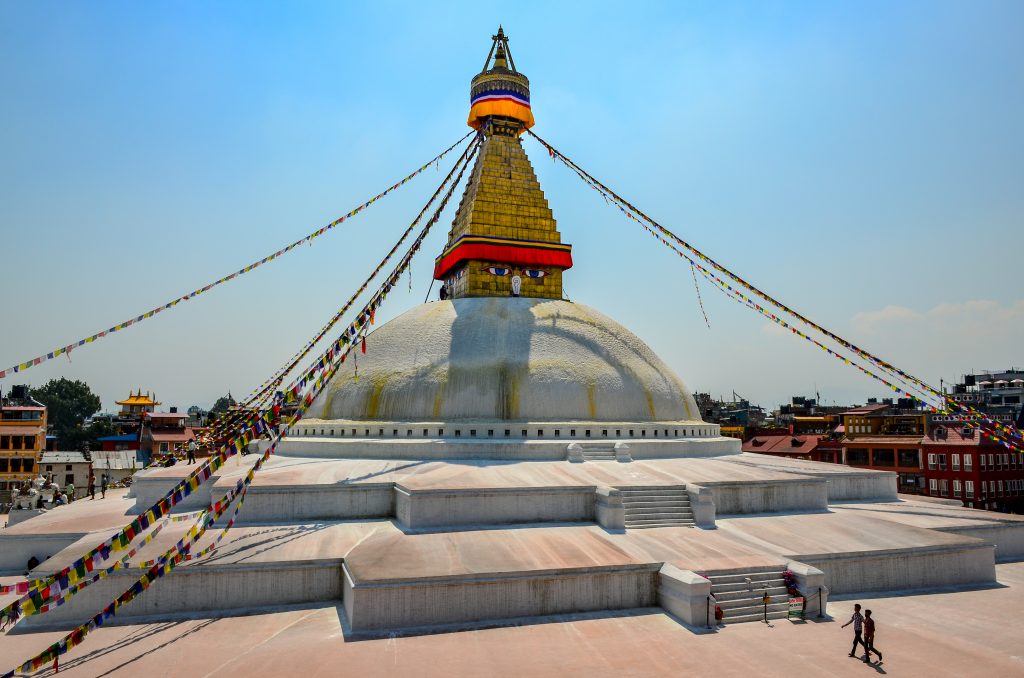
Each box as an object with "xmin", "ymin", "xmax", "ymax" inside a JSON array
[{"xmin": 484, "ymin": 267, "xmax": 546, "ymax": 278}]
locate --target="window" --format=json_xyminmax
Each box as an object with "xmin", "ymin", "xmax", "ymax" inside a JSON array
[
  {"xmin": 0, "ymin": 435, "xmax": 7, "ymax": 450},
  {"xmin": 159, "ymin": 443, "xmax": 169, "ymax": 452},
  {"xmin": 65, "ymin": 473, "xmax": 74, "ymax": 486},
  {"xmin": 966, "ymin": 480, "xmax": 974, "ymax": 496},
  {"xmin": 988, "ymin": 454, "xmax": 995, "ymax": 468},
  {"xmin": 872, "ymin": 449, "xmax": 895, "ymax": 467},
  {"xmin": 0, "ymin": 458, "xmax": 8, "ymax": 472},
  {"xmin": 998, "ymin": 480, "xmax": 1004, "ymax": 495},
  {"xmin": 899, "ymin": 450, "xmax": 920, "ymax": 467},
  {"xmin": 952, "ymin": 454, "xmax": 960, "ymax": 471},
  {"xmin": 990, "ymin": 481, "xmax": 996, "ymax": 495},
  {"xmin": 929, "ymin": 478, "xmax": 937, "ymax": 494},
  {"xmin": 927, "ymin": 453, "xmax": 937, "ymax": 470},
  {"xmin": 938, "ymin": 454, "xmax": 947, "ymax": 470},
  {"xmin": 10, "ymin": 458, "xmax": 22, "ymax": 473},
  {"xmin": 953, "ymin": 479, "xmax": 962, "ymax": 496},
  {"xmin": 847, "ymin": 448, "xmax": 869, "ymax": 465},
  {"xmin": 940, "ymin": 479, "xmax": 949, "ymax": 497},
  {"xmin": 964, "ymin": 454, "xmax": 972, "ymax": 471}
]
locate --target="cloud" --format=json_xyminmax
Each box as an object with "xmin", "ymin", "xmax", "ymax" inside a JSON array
[{"xmin": 847, "ymin": 299, "xmax": 1024, "ymax": 378}]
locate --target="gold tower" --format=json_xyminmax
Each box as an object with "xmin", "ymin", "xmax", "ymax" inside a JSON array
[{"xmin": 433, "ymin": 27, "xmax": 573, "ymax": 300}]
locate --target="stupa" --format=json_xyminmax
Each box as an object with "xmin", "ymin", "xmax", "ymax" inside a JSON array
[
  {"xmin": 2, "ymin": 29, "xmax": 1022, "ymax": 653},
  {"xmin": 295, "ymin": 26, "xmax": 727, "ymax": 461}
]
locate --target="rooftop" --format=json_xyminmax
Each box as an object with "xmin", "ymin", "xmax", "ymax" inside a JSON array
[{"xmin": 39, "ymin": 451, "xmax": 89, "ymax": 465}]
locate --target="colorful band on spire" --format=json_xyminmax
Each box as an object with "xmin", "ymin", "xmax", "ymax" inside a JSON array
[{"xmin": 433, "ymin": 235, "xmax": 572, "ymax": 280}]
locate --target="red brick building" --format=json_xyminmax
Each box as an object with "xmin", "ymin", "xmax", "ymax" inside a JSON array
[
  {"xmin": 839, "ymin": 403, "xmax": 927, "ymax": 495},
  {"xmin": 140, "ymin": 412, "xmax": 194, "ymax": 459},
  {"xmin": 922, "ymin": 424, "xmax": 1024, "ymax": 511}
]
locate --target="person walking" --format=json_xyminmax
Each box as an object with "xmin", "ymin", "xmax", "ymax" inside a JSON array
[
  {"xmin": 187, "ymin": 438, "xmax": 197, "ymax": 465},
  {"xmin": 101, "ymin": 474, "xmax": 108, "ymax": 499},
  {"xmin": 88, "ymin": 472, "xmax": 96, "ymax": 500},
  {"xmin": 65, "ymin": 481, "xmax": 75, "ymax": 502},
  {"xmin": 862, "ymin": 609, "xmax": 883, "ymax": 663},
  {"xmin": 841, "ymin": 603, "xmax": 868, "ymax": 658}
]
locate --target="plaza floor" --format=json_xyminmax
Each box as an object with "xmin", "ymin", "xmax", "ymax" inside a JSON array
[{"xmin": 1, "ymin": 562, "xmax": 1021, "ymax": 677}]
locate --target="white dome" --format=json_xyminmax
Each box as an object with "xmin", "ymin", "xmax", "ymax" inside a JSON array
[{"xmin": 307, "ymin": 298, "xmax": 701, "ymax": 422}]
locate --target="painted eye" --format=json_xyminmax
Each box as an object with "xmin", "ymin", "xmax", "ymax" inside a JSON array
[
  {"xmin": 524, "ymin": 269, "xmax": 547, "ymax": 278},
  {"xmin": 486, "ymin": 267, "xmax": 511, "ymax": 276}
]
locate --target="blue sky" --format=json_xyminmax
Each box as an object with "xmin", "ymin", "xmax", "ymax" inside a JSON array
[{"xmin": 1, "ymin": 1, "xmax": 1021, "ymax": 412}]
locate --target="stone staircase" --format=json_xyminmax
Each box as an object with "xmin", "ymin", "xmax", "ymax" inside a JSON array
[
  {"xmin": 619, "ymin": 486, "xmax": 695, "ymax": 529},
  {"xmin": 706, "ymin": 568, "xmax": 789, "ymax": 624},
  {"xmin": 581, "ymin": 445, "xmax": 617, "ymax": 462}
]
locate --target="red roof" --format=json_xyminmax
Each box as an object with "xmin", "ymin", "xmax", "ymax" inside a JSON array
[
  {"xmin": 743, "ymin": 435, "xmax": 821, "ymax": 455},
  {"xmin": 149, "ymin": 429, "xmax": 194, "ymax": 443},
  {"xmin": 1, "ymin": 405, "xmax": 45, "ymax": 411},
  {"xmin": 922, "ymin": 426, "xmax": 994, "ymax": 447}
]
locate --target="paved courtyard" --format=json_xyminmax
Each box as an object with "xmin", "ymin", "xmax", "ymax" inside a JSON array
[{"xmin": 2, "ymin": 562, "xmax": 1020, "ymax": 677}]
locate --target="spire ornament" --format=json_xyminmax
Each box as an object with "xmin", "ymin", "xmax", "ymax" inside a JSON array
[{"xmin": 468, "ymin": 26, "xmax": 534, "ymax": 133}]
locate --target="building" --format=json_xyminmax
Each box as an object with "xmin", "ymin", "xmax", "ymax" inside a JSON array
[
  {"xmin": 0, "ymin": 385, "xmax": 47, "ymax": 497},
  {"xmin": 695, "ymin": 393, "xmax": 767, "ymax": 437},
  {"xmin": 139, "ymin": 411, "xmax": 194, "ymax": 459},
  {"xmin": 96, "ymin": 433, "xmax": 140, "ymax": 452},
  {"xmin": 742, "ymin": 433, "xmax": 842, "ymax": 463},
  {"xmin": 921, "ymin": 423, "xmax": 1024, "ymax": 511},
  {"xmin": 113, "ymin": 390, "xmax": 160, "ymax": 432},
  {"xmin": 90, "ymin": 449, "xmax": 146, "ymax": 484},
  {"xmin": 947, "ymin": 369, "xmax": 1024, "ymax": 423},
  {"xmin": 39, "ymin": 451, "xmax": 91, "ymax": 499},
  {"xmin": 839, "ymin": 400, "xmax": 927, "ymax": 495}
]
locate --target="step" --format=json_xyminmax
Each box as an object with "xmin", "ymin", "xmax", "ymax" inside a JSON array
[
  {"xmin": 622, "ymin": 497, "xmax": 691, "ymax": 504},
  {"xmin": 707, "ymin": 570, "xmax": 787, "ymax": 586},
  {"xmin": 624, "ymin": 521, "xmax": 695, "ymax": 529},
  {"xmin": 624, "ymin": 504, "xmax": 692, "ymax": 513},
  {"xmin": 719, "ymin": 609, "xmax": 789, "ymax": 625},
  {"xmin": 717, "ymin": 598, "xmax": 790, "ymax": 612},
  {"xmin": 622, "ymin": 522, "xmax": 696, "ymax": 528},
  {"xmin": 713, "ymin": 585, "xmax": 789, "ymax": 602},
  {"xmin": 624, "ymin": 505, "xmax": 691, "ymax": 514},
  {"xmin": 620, "ymin": 490, "xmax": 687, "ymax": 496},
  {"xmin": 618, "ymin": 485, "xmax": 687, "ymax": 492},
  {"xmin": 712, "ymin": 580, "xmax": 786, "ymax": 595}
]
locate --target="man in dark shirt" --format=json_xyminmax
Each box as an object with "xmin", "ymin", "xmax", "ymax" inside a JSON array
[
  {"xmin": 841, "ymin": 603, "xmax": 868, "ymax": 657},
  {"xmin": 863, "ymin": 609, "xmax": 883, "ymax": 663}
]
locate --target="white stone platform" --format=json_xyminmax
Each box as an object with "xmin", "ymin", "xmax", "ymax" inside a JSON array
[{"xmin": 2, "ymin": 451, "xmax": 1020, "ymax": 637}]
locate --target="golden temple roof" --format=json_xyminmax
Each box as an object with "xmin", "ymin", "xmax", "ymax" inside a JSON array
[{"xmin": 116, "ymin": 389, "xmax": 160, "ymax": 407}]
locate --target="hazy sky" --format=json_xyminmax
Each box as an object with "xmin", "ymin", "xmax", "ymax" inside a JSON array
[{"xmin": 1, "ymin": 1, "xmax": 1021, "ymax": 413}]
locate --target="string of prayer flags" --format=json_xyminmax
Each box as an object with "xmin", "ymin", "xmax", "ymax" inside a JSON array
[
  {"xmin": 0, "ymin": 131, "xmax": 474, "ymax": 382},
  {"xmin": 528, "ymin": 129, "xmax": 1023, "ymax": 453},
  {"xmin": 241, "ymin": 135, "xmax": 482, "ymax": 409}
]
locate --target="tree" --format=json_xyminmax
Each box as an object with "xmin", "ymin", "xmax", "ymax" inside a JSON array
[
  {"xmin": 31, "ymin": 378, "xmax": 102, "ymax": 449},
  {"xmin": 209, "ymin": 392, "xmax": 237, "ymax": 419}
]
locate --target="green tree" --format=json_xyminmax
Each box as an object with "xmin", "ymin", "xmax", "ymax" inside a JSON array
[
  {"xmin": 31, "ymin": 378, "xmax": 102, "ymax": 448},
  {"xmin": 209, "ymin": 392, "xmax": 237, "ymax": 419}
]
